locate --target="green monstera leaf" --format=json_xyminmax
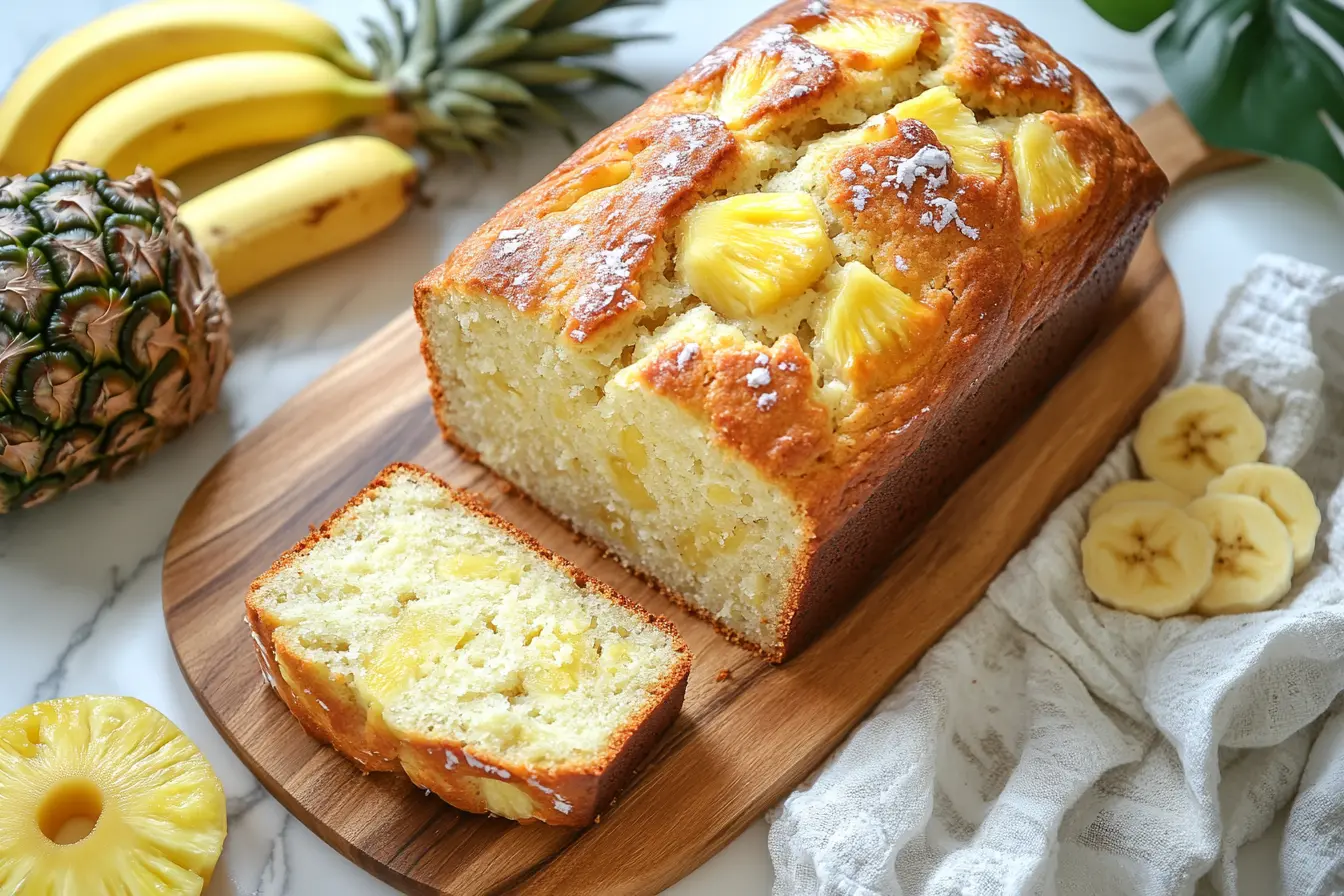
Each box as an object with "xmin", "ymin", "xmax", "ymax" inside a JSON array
[{"xmin": 1084, "ymin": 0, "xmax": 1344, "ymax": 190}]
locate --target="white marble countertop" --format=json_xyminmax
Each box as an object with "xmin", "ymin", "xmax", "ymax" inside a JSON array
[{"xmin": 3, "ymin": 2, "xmax": 1343, "ymax": 894}]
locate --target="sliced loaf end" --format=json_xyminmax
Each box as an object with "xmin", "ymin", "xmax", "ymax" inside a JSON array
[{"xmin": 246, "ymin": 463, "xmax": 691, "ymax": 825}]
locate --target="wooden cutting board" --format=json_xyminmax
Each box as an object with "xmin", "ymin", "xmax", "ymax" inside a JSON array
[{"xmin": 163, "ymin": 102, "xmax": 1232, "ymax": 895}]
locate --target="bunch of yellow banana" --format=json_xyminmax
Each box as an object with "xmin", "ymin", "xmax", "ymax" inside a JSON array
[
  {"xmin": 0, "ymin": 0, "xmax": 418, "ymax": 295},
  {"xmin": 1, "ymin": 0, "xmax": 641, "ymax": 294}
]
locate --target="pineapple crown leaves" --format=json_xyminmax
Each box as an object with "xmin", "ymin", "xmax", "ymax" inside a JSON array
[
  {"xmin": 1082, "ymin": 0, "xmax": 1344, "ymax": 190},
  {"xmin": 365, "ymin": 0, "xmax": 663, "ymax": 159}
]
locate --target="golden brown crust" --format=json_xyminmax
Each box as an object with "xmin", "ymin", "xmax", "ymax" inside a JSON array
[
  {"xmin": 244, "ymin": 463, "xmax": 692, "ymax": 826},
  {"xmin": 933, "ymin": 5, "xmax": 1077, "ymax": 116},
  {"xmin": 413, "ymin": 0, "xmax": 1168, "ymax": 660}
]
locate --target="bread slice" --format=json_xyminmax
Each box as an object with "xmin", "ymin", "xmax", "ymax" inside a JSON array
[{"xmin": 245, "ymin": 463, "xmax": 691, "ymax": 826}]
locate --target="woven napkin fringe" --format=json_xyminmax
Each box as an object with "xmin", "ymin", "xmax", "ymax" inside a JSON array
[{"xmin": 768, "ymin": 255, "xmax": 1344, "ymax": 896}]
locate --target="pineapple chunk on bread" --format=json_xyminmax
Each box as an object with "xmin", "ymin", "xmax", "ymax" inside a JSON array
[
  {"xmin": 245, "ymin": 464, "xmax": 690, "ymax": 826},
  {"xmin": 415, "ymin": 0, "xmax": 1167, "ymax": 660}
]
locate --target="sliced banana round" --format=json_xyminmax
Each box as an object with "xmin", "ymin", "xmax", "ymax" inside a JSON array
[
  {"xmin": 1134, "ymin": 383, "xmax": 1266, "ymax": 496},
  {"xmin": 1088, "ymin": 479, "xmax": 1190, "ymax": 524},
  {"xmin": 1186, "ymin": 494, "xmax": 1294, "ymax": 615},
  {"xmin": 1081, "ymin": 501, "xmax": 1215, "ymax": 618},
  {"xmin": 1206, "ymin": 462, "xmax": 1320, "ymax": 573}
]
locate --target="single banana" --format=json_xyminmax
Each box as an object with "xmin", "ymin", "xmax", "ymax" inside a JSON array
[
  {"xmin": 53, "ymin": 52, "xmax": 393, "ymax": 179},
  {"xmin": 0, "ymin": 0, "xmax": 368, "ymax": 175},
  {"xmin": 180, "ymin": 136, "xmax": 418, "ymax": 297},
  {"xmin": 1088, "ymin": 479, "xmax": 1189, "ymax": 525},
  {"xmin": 1186, "ymin": 494, "xmax": 1294, "ymax": 615},
  {"xmin": 1081, "ymin": 501, "xmax": 1215, "ymax": 618},
  {"xmin": 1133, "ymin": 383, "xmax": 1266, "ymax": 496},
  {"xmin": 1207, "ymin": 462, "xmax": 1320, "ymax": 573}
]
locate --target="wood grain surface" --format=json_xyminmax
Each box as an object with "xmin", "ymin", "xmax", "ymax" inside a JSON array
[{"xmin": 164, "ymin": 102, "xmax": 1218, "ymax": 895}]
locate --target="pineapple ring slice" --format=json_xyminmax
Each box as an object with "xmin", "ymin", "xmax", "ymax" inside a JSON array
[{"xmin": 0, "ymin": 695, "xmax": 227, "ymax": 894}]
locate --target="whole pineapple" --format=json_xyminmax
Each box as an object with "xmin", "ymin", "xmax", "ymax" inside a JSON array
[
  {"xmin": 0, "ymin": 162, "xmax": 230, "ymax": 513},
  {"xmin": 0, "ymin": 696, "xmax": 227, "ymax": 893}
]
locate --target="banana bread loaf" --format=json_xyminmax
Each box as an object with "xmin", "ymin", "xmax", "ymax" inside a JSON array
[
  {"xmin": 245, "ymin": 463, "xmax": 691, "ymax": 825},
  {"xmin": 414, "ymin": 0, "xmax": 1168, "ymax": 660}
]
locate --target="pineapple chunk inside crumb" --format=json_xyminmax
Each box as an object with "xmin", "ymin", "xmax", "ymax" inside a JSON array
[{"xmin": 250, "ymin": 472, "xmax": 682, "ymax": 767}]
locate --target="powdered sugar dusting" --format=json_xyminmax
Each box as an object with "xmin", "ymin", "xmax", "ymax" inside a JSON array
[
  {"xmin": 747, "ymin": 367, "xmax": 772, "ymax": 388},
  {"xmin": 883, "ymin": 145, "xmax": 952, "ymax": 195},
  {"xmin": 667, "ymin": 113, "xmax": 720, "ymax": 152},
  {"xmin": 676, "ymin": 343, "xmax": 700, "ymax": 370},
  {"xmin": 570, "ymin": 232, "xmax": 657, "ymax": 331},
  {"xmin": 1031, "ymin": 60, "xmax": 1072, "ymax": 89},
  {"xmin": 806, "ymin": 0, "xmax": 829, "ymax": 15},
  {"xmin": 975, "ymin": 22, "xmax": 1026, "ymax": 67},
  {"xmin": 850, "ymin": 184, "xmax": 871, "ymax": 211},
  {"xmin": 747, "ymin": 25, "xmax": 836, "ymax": 101},
  {"xmin": 494, "ymin": 227, "xmax": 528, "ymax": 257},
  {"xmin": 894, "ymin": 255, "xmax": 910, "ymax": 272},
  {"xmin": 560, "ymin": 225, "xmax": 582, "ymax": 242},
  {"xmin": 554, "ymin": 796, "xmax": 573, "ymax": 814},
  {"xmin": 444, "ymin": 750, "xmax": 459, "ymax": 769},
  {"xmin": 921, "ymin": 196, "xmax": 980, "ymax": 239},
  {"xmin": 757, "ymin": 391, "xmax": 779, "ymax": 410}
]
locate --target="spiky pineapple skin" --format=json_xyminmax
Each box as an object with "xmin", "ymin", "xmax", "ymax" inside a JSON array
[{"xmin": 0, "ymin": 162, "xmax": 230, "ymax": 513}]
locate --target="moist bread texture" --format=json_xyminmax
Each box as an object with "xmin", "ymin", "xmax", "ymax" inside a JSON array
[
  {"xmin": 414, "ymin": 0, "xmax": 1168, "ymax": 660},
  {"xmin": 245, "ymin": 463, "xmax": 691, "ymax": 826}
]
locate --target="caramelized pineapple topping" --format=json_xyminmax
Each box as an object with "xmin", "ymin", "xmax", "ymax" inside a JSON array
[
  {"xmin": 550, "ymin": 155, "xmax": 634, "ymax": 214},
  {"xmin": 866, "ymin": 87, "xmax": 1002, "ymax": 179},
  {"xmin": 679, "ymin": 192, "xmax": 834, "ymax": 320},
  {"xmin": 803, "ymin": 14, "xmax": 924, "ymax": 70},
  {"xmin": 712, "ymin": 52, "xmax": 781, "ymax": 130},
  {"xmin": 1011, "ymin": 114, "xmax": 1092, "ymax": 225},
  {"xmin": 820, "ymin": 262, "xmax": 946, "ymax": 386}
]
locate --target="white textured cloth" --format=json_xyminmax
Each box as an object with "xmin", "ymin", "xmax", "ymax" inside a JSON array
[{"xmin": 768, "ymin": 255, "xmax": 1344, "ymax": 896}]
